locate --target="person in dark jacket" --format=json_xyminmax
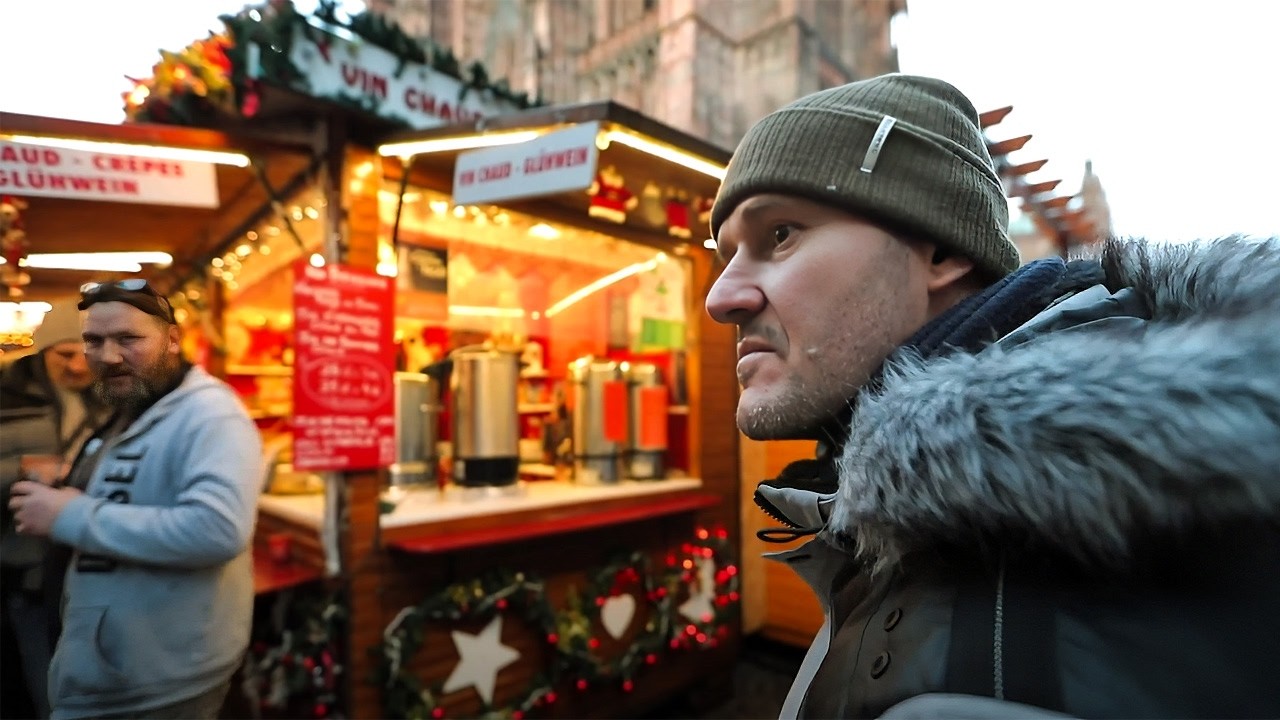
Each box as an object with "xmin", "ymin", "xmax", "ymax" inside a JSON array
[
  {"xmin": 705, "ymin": 73, "xmax": 1280, "ymax": 719},
  {"xmin": 1, "ymin": 301, "xmax": 107, "ymax": 719}
]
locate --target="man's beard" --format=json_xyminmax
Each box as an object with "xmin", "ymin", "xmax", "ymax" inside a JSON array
[
  {"xmin": 738, "ymin": 378, "xmax": 855, "ymax": 441},
  {"xmin": 93, "ymin": 354, "xmax": 182, "ymax": 416}
]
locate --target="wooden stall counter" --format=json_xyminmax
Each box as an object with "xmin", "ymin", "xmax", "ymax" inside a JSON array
[
  {"xmin": 257, "ymin": 477, "xmax": 717, "ymax": 554},
  {"xmin": 252, "ymin": 545, "xmax": 324, "ymax": 595}
]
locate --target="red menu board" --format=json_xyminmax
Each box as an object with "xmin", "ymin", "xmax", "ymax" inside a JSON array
[{"xmin": 292, "ymin": 261, "xmax": 396, "ymax": 471}]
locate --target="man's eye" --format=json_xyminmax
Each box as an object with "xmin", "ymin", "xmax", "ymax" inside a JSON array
[{"xmin": 772, "ymin": 225, "xmax": 793, "ymax": 245}]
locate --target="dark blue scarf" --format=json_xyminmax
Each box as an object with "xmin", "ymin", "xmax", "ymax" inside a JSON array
[{"xmin": 904, "ymin": 257, "xmax": 1068, "ymax": 359}]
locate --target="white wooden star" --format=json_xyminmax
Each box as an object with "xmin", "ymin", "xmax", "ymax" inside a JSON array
[
  {"xmin": 677, "ymin": 556, "xmax": 717, "ymax": 624},
  {"xmin": 442, "ymin": 614, "xmax": 521, "ymax": 706}
]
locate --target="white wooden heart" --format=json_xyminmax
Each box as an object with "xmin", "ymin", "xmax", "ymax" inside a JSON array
[{"xmin": 601, "ymin": 594, "xmax": 636, "ymax": 640}]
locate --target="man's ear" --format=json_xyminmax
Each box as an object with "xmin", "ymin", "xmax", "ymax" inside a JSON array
[
  {"xmin": 167, "ymin": 324, "xmax": 182, "ymax": 355},
  {"xmin": 926, "ymin": 247, "xmax": 976, "ymax": 292}
]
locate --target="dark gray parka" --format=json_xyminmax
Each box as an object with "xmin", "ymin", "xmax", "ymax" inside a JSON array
[
  {"xmin": 0, "ymin": 351, "xmax": 105, "ymax": 590},
  {"xmin": 759, "ymin": 237, "xmax": 1280, "ymax": 719}
]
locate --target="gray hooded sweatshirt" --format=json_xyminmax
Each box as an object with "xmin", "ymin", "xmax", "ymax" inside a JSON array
[{"xmin": 47, "ymin": 365, "xmax": 262, "ymax": 719}]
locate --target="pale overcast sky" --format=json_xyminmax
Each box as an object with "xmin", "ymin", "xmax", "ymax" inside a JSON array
[
  {"xmin": 897, "ymin": 0, "xmax": 1280, "ymax": 242},
  {"xmin": 2, "ymin": 1, "xmax": 1276, "ymax": 243}
]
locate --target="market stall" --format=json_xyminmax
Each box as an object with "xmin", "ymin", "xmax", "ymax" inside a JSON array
[
  {"xmin": 219, "ymin": 98, "xmax": 741, "ymax": 720},
  {"xmin": 6, "ymin": 2, "xmax": 743, "ymax": 717}
]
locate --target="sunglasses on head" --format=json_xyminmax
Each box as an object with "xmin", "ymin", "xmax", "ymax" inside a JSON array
[
  {"xmin": 78, "ymin": 279, "xmax": 175, "ymax": 323},
  {"xmin": 80, "ymin": 279, "xmax": 151, "ymax": 295}
]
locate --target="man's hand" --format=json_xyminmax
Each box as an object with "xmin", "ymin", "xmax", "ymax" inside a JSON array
[{"xmin": 8, "ymin": 481, "xmax": 81, "ymax": 537}]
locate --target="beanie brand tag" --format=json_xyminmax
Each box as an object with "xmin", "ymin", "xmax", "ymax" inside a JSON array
[{"xmin": 860, "ymin": 115, "xmax": 898, "ymax": 174}]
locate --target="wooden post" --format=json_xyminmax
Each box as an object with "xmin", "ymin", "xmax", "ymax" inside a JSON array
[
  {"xmin": 335, "ymin": 135, "xmax": 388, "ymax": 717},
  {"xmin": 310, "ymin": 115, "xmax": 387, "ymax": 717}
]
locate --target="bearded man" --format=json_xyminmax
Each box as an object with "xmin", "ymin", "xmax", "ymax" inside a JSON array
[{"xmin": 8, "ymin": 279, "xmax": 262, "ymax": 720}]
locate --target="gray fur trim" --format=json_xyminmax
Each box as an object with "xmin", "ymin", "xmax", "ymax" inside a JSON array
[
  {"xmin": 1099, "ymin": 235, "xmax": 1280, "ymax": 319},
  {"xmin": 830, "ymin": 236, "xmax": 1280, "ymax": 573}
]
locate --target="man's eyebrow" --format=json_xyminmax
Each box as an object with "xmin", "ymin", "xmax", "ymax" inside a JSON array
[{"xmin": 737, "ymin": 196, "xmax": 790, "ymax": 226}]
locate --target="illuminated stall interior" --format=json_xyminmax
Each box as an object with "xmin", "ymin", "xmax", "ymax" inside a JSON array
[{"xmin": 214, "ymin": 177, "xmax": 698, "ymax": 490}]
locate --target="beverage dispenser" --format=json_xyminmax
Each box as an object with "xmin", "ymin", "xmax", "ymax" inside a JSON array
[
  {"xmin": 626, "ymin": 362, "xmax": 667, "ymax": 479},
  {"xmin": 390, "ymin": 372, "xmax": 441, "ymax": 487},
  {"xmin": 570, "ymin": 356, "xmax": 626, "ymax": 483},
  {"xmin": 450, "ymin": 347, "xmax": 520, "ymax": 487}
]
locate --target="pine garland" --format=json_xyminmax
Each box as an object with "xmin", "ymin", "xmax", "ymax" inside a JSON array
[
  {"xmin": 125, "ymin": 0, "xmax": 539, "ymax": 127},
  {"xmin": 554, "ymin": 550, "xmax": 672, "ymax": 692},
  {"xmin": 371, "ymin": 530, "xmax": 740, "ymax": 718},
  {"xmin": 666, "ymin": 528, "xmax": 740, "ymax": 652},
  {"xmin": 242, "ymin": 589, "xmax": 347, "ymax": 719},
  {"xmin": 374, "ymin": 570, "xmax": 558, "ymax": 720}
]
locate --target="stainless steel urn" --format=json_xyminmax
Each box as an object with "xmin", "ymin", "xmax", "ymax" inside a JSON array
[
  {"xmin": 570, "ymin": 356, "xmax": 625, "ymax": 484},
  {"xmin": 390, "ymin": 372, "xmax": 441, "ymax": 487},
  {"xmin": 626, "ymin": 362, "xmax": 667, "ymax": 479},
  {"xmin": 451, "ymin": 347, "xmax": 520, "ymax": 487}
]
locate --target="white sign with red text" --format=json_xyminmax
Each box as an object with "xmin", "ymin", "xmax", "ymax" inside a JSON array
[
  {"xmin": 452, "ymin": 122, "xmax": 601, "ymax": 206},
  {"xmin": 0, "ymin": 141, "xmax": 218, "ymax": 207},
  {"xmin": 286, "ymin": 22, "xmax": 521, "ymax": 129}
]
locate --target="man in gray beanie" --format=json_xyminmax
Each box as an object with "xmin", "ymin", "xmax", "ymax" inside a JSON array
[
  {"xmin": 708, "ymin": 73, "xmax": 1280, "ymax": 718},
  {"xmin": 1, "ymin": 301, "xmax": 107, "ymax": 718}
]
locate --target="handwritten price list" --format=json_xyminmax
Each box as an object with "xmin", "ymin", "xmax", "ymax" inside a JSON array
[{"xmin": 292, "ymin": 261, "xmax": 396, "ymax": 471}]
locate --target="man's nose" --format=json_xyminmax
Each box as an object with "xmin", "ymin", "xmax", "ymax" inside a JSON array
[
  {"xmin": 94, "ymin": 341, "xmax": 124, "ymax": 365},
  {"xmin": 705, "ymin": 258, "xmax": 765, "ymax": 325}
]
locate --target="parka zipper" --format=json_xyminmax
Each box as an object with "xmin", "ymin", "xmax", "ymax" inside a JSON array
[
  {"xmin": 993, "ymin": 552, "xmax": 1007, "ymax": 700},
  {"xmin": 754, "ymin": 488, "xmax": 803, "ymax": 529},
  {"xmin": 752, "ymin": 489, "xmax": 825, "ymax": 544}
]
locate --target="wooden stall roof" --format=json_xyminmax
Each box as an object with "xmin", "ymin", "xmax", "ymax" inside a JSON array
[
  {"xmin": 377, "ymin": 101, "xmax": 731, "ymax": 249},
  {"xmin": 981, "ymin": 106, "xmax": 1103, "ymax": 253},
  {"xmin": 1, "ymin": 112, "xmax": 315, "ymax": 302}
]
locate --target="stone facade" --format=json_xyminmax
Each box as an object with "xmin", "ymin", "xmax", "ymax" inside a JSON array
[{"xmin": 365, "ymin": 0, "xmax": 904, "ymax": 151}]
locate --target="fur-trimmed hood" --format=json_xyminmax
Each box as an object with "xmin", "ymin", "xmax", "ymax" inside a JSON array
[{"xmin": 825, "ymin": 236, "xmax": 1280, "ymax": 573}]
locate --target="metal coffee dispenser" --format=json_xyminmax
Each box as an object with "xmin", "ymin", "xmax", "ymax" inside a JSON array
[
  {"xmin": 626, "ymin": 362, "xmax": 668, "ymax": 479},
  {"xmin": 450, "ymin": 347, "xmax": 520, "ymax": 487},
  {"xmin": 390, "ymin": 372, "xmax": 441, "ymax": 487},
  {"xmin": 570, "ymin": 356, "xmax": 626, "ymax": 483}
]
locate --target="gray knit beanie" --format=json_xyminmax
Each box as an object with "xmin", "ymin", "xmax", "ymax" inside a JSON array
[
  {"xmin": 711, "ymin": 74, "xmax": 1018, "ymax": 278},
  {"xmin": 32, "ymin": 300, "xmax": 83, "ymax": 348}
]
